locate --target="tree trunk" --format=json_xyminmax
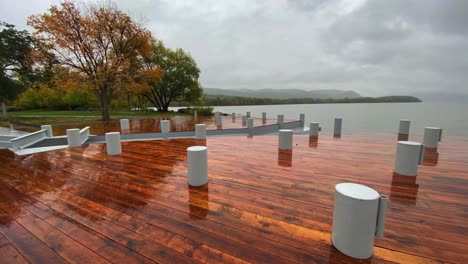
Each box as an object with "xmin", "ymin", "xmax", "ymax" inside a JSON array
[{"xmin": 99, "ymin": 93, "xmax": 111, "ymax": 121}]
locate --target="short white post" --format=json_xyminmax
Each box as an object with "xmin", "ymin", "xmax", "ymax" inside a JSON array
[
  {"xmin": 120, "ymin": 119, "xmax": 129, "ymax": 130},
  {"xmin": 187, "ymin": 146, "xmax": 208, "ymax": 187},
  {"xmin": 195, "ymin": 124, "xmax": 206, "ymax": 139},
  {"xmin": 299, "ymin": 113, "xmax": 305, "ymax": 127},
  {"xmin": 332, "ymin": 183, "xmax": 388, "ymax": 259},
  {"xmin": 215, "ymin": 114, "xmax": 222, "ymax": 126},
  {"xmin": 246, "ymin": 111, "xmax": 251, "ymax": 118},
  {"xmin": 309, "ymin": 122, "xmax": 319, "ymax": 136},
  {"xmin": 174, "ymin": 116, "xmax": 182, "ymax": 125},
  {"xmin": 1, "ymin": 102, "xmax": 6, "ymax": 118},
  {"xmin": 232, "ymin": 113, "xmax": 236, "ymax": 122},
  {"xmin": 423, "ymin": 127, "xmax": 442, "ymax": 149},
  {"xmin": 277, "ymin": 115, "xmax": 284, "ymax": 125},
  {"xmin": 160, "ymin": 120, "xmax": 170, "ymax": 138},
  {"xmin": 194, "ymin": 110, "xmax": 197, "ymax": 119},
  {"xmin": 398, "ymin": 119, "xmax": 410, "ymax": 135},
  {"xmin": 334, "ymin": 117, "xmax": 342, "ymax": 137},
  {"xmin": 278, "ymin": 129, "xmax": 293, "ymax": 150},
  {"xmin": 394, "ymin": 141, "xmax": 425, "ymax": 176},
  {"xmin": 105, "ymin": 132, "xmax": 121, "ymax": 155},
  {"xmin": 262, "ymin": 112, "xmax": 267, "ymax": 121},
  {"xmin": 41, "ymin": 125, "xmax": 53, "ymax": 137},
  {"xmin": 66, "ymin": 129, "xmax": 81, "ymax": 147}
]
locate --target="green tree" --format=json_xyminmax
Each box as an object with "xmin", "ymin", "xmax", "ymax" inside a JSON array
[
  {"xmin": 143, "ymin": 40, "xmax": 202, "ymax": 112},
  {"xmin": 0, "ymin": 21, "xmax": 35, "ymax": 102}
]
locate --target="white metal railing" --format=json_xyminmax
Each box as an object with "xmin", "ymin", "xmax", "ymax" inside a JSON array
[
  {"xmin": 80, "ymin": 126, "xmax": 90, "ymax": 144},
  {"xmin": 10, "ymin": 129, "xmax": 48, "ymax": 151}
]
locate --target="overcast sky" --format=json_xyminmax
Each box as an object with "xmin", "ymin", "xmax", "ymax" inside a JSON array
[{"xmin": 1, "ymin": 0, "xmax": 467, "ymax": 96}]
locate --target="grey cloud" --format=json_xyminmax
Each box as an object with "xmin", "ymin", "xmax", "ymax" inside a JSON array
[{"xmin": 1, "ymin": 0, "xmax": 467, "ymax": 96}]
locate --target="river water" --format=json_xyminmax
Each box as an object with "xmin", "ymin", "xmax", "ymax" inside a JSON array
[{"xmin": 212, "ymin": 102, "xmax": 468, "ymax": 137}]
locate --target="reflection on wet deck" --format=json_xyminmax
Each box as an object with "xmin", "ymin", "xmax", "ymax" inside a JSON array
[{"xmin": 0, "ymin": 134, "xmax": 467, "ymax": 263}]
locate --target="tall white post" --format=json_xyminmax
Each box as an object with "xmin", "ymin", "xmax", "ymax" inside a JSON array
[
  {"xmin": 187, "ymin": 146, "xmax": 208, "ymax": 187},
  {"xmin": 423, "ymin": 127, "xmax": 442, "ymax": 149},
  {"xmin": 278, "ymin": 129, "xmax": 293, "ymax": 150},
  {"xmin": 394, "ymin": 141, "xmax": 425, "ymax": 176},
  {"xmin": 398, "ymin": 119, "xmax": 410, "ymax": 135},
  {"xmin": 309, "ymin": 122, "xmax": 319, "ymax": 136},
  {"xmin": 231, "ymin": 113, "xmax": 236, "ymax": 122},
  {"xmin": 334, "ymin": 118, "xmax": 343, "ymax": 137},
  {"xmin": 299, "ymin": 113, "xmax": 305, "ymax": 127},
  {"xmin": 120, "ymin": 119, "xmax": 129, "ymax": 130},
  {"xmin": 194, "ymin": 110, "xmax": 197, "ymax": 119},
  {"xmin": 105, "ymin": 132, "xmax": 121, "ymax": 155},
  {"xmin": 277, "ymin": 115, "xmax": 284, "ymax": 125},
  {"xmin": 41, "ymin": 125, "xmax": 53, "ymax": 137},
  {"xmin": 262, "ymin": 112, "xmax": 267, "ymax": 121},
  {"xmin": 66, "ymin": 129, "xmax": 81, "ymax": 147},
  {"xmin": 195, "ymin": 124, "xmax": 206, "ymax": 139},
  {"xmin": 246, "ymin": 111, "xmax": 251, "ymax": 118},
  {"xmin": 160, "ymin": 120, "xmax": 170, "ymax": 138},
  {"xmin": 247, "ymin": 118, "xmax": 254, "ymax": 136}
]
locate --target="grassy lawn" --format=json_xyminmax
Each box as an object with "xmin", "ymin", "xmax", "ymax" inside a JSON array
[{"xmin": 0, "ymin": 109, "xmax": 186, "ymax": 127}]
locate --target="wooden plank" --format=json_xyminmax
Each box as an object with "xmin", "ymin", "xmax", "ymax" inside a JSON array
[{"xmin": 0, "ymin": 244, "xmax": 30, "ymax": 264}]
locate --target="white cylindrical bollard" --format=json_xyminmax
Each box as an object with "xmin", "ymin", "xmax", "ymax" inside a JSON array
[
  {"xmin": 277, "ymin": 115, "xmax": 284, "ymax": 125},
  {"xmin": 262, "ymin": 112, "xmax": 267, "ymax": 120},
  {"xmin": 195, "ymin": 124, "xmax": 206, "ymax": 139},
  {"xmin": 334, "ymin": 118, "xmax": 342, "ymax": 137},
  {"xmin": 394, "ymin": 141, "xmax": 425, "ymax": 176},
  {"xmin": 105, "ymin": 132, "xmax": 121, "ymax": 155},
  {"xmin": 187, "ymin": 146, "xmax": 208, "ymax": 187},
  {"xmin": 278, "ymin": 129, "xmax": 293, "ymax": 150},
  {"xmin": 120, "ymin": 119, "xmax": 129, "ymax": 130},
  {"xmin": 160, "ymin": 120, "xmax": 170, "ymax": 134},
  {"xmin": 423, "ymin": 127, "xmax": 442, "ymax": 149},
  {"xmin": 232, "ymin": 113, "xmax": 236, "ymax": 122},
  {"xmin": 246, "ymin": 111, "xmax": 251, "ymax": 118},
  {"xmin": 309, "ymin": 122, "xmax": 319, "ymax": 136},
  {"xmin": 299, "ymin": 113, "xmax": 305, "ymax": 127},
  {"xmin": 332, "ymin": 183, "xmax": 387, "ymax": 259},
  {"xmin": 398, "ymin": 119, "xmax": 410, "ymax": 135},
  {"xmin": 66, "ymin": 129, "xmax": 81, "ymax": 147},
  {"xmin": 41, "ymin": 125, "xmax": 53, "ymax": 137},
  {"xmin": 194, "ymin": 110, "xmax": 197, "ymax": 119}
]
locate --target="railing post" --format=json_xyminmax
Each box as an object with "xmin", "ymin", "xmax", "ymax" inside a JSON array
[
  {"xmin": 195, "ymin": 124, "xmax": 206, "ymax": 139},
  {"xmin": 105, "ymin": 132, "xmax": 121, "ymax": 155},
  {"xmin": 66, "ymin": 129, "xmax": 81, "ymax": 147},
  {"xmin": 41, "ymin": 125, "xmax": 53, "ymax": 137},
  {"xmin": 334, "ymin": 118, "xmax": 343, "ymax": 137},
  {"xmin": 120, "ymin": 119, "xmax": 129, "ymax": 130},
  {"xmin": 278, "ymin": 129, "xmax": 293, "ymax": 150}
]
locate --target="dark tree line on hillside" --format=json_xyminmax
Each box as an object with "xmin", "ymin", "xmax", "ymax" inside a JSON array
[{"xmin": 203, "ymin": 95, "xmax": 422, "ymax": 106}]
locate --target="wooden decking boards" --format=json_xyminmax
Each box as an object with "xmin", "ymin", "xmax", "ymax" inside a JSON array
[{"xmin": 0, "ymin": 133, "xmax": 467, "ymax": 263}]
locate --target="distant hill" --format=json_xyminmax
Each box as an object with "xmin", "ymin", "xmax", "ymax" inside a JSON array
[{"xmin": 204, "ymin": 88, "xmax": 361, "ymax": 99}]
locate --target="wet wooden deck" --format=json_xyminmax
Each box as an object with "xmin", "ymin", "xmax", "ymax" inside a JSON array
[{"xmin": 0, "ymin": 133, "xmax": 467, "ymax": 263}]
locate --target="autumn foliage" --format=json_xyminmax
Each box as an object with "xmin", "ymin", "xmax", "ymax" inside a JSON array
[{"xmin": 27, "ymin": 1, "xmax": 160, "ymax": 120}]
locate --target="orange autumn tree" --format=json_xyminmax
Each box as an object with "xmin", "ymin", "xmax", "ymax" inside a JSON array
[{"xmin": 28, "ymin": 1, "xmax": 155, "ymax": 120}]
